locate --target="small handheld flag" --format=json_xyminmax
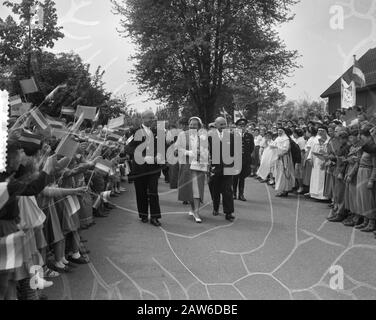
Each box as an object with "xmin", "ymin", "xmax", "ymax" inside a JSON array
[
  {"xmin": 19, "ymin": 77, "xmax": 39, "ymax": 95},
  {"xmin": 63, "ymin": 195, "xmax": 81, "ymax": 217},
  {"xmin": 76, "ymin": 105, "xmax": 97, "ymax": 120},
  {"xmin": 108, "ymin": 115, "xmax": 125, "ymax": 130},
  {"xmin": 95, "ymin": 159, "xmax": 113, "ymax": 175},
  {"xmin": 61, "ymin": 107, "xmax": 76, "ymax": 116},
  {"xmin": 0, "ymin": 231, "xmax": 25, "ymax": 271},
  {"xmin": 9, "ymin": 95, "xmax": 23, "ymax": 116},
  {"xmin": 30, "ymin": 108, "xmax": 49, "ymax": 130},
  {"xmin": 55, "ymin": 135, "xmax": 80, "ymax": 159}
]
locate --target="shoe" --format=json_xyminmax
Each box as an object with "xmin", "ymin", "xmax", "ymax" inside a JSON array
[
  {"xmin": 193, "ymin": 215, "xmax": 202, "ymax": 223},
  {"xmin": 225, "ymin": 214, "xmax": 235, "ymax": 222},
  {"xmin": 68, "ymin": 255, "xmax": 90, "ymax": 264},
  {"xmin": 150, "ymin": 218, "xmax": 161, "ymax": 227},
  {"xmin": 43, "ymin": 267, "xmax": 60, "ymax": 279},
  {"xmin": 38, "ymin": 293, "xmax": 49, "ymax": 300},
  {"xmin": 212, "ymin": 211, "xmax": 219, "ymax": 216},
  {"xmin": 360, "ymin": 220, "xmax": 376, "ymax": 233},
  {"xmin": 233, "ymin": 194, "xmax": 237, "ymax": 200},
  {"xmin": 276, "ymin": 192, "xmax": 288, "ymax": 198},
  {"xmin": 355, "ymin": 221, "xmax": 368, "ymax": 230},
  {"xmin": 326, "ymin": 209, "xmax": 337, "ymax": 220},
  {"xmin": 141, "ymin": 217, "xmax": 149, "ymax": 223},
  {"xmin": 238, "ymin": 195, "xmax": 246, "ymax": 202},
  {"xmin": 328, "ymin": 203, "xmax": 334, "ymax": 208},
  {"xmin": 343, "ymin": 215, "xmax": 356, "ymax": 227},
  {"xmin": 50, "ymin": 264, "xmax": 73, "ymax": 274},
  {"xmin": 328, "ymin": 215, "xmax": 346, "ymax": 223}
]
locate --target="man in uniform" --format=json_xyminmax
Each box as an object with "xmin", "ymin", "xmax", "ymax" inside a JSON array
[{"xmin": 233, "ymin": 118, "xmax": 255, "ymax": 201}]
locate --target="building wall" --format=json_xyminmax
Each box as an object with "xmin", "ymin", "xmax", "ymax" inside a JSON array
[{"xmin": 328, "ymin": 88, "xmax": 376, "ymax": 115}]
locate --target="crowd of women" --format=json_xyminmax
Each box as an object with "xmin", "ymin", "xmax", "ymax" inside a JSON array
[
  {"xmin": 251, "ymin": 111, "xmax": 376, "ymax": 235},
  {"xmin": 0, "ymin": 118, "xmax": 129, "ymax": 300}
]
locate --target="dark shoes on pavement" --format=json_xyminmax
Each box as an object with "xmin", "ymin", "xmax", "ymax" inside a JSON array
[
  {"xmin": 150, "ymin": 218, "xmax": 161, "ymax": 227},
  {"xmin": 238, "ymin": 195, "xmax": 246, "ymax": 202},
  {"xmin": 225, "ymin": 214, "xmax": 235, "ymax": 222},
  {"xmin": 68, "ymin": 255, "xmax": 90, "ymax": 265},
  {"xmin": 212, "ymin": 211, "xmax": 219, "ymax": 216}
]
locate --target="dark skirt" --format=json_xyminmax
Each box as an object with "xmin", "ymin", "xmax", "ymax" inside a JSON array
[
  {"xmin": 78, "ymin": 193, "xmax": 93, "ymax": 227},
  {"xmin": 356, "ymin": 168, "xmax": 376, "ymax": 219},
  {"xmin": 345, "ymin": 180, "xmax": 357, "ymax": 213},
  {"xmin": 323, "ymin": 172, "xmax": 334, "ymax": 200},
  {"xmin": 178, "ymin": 164, "xmax": 205, "ymax": 202},
  {"xmin": 169, "ymin": 163, "xmax": 179, "ymax": 189},
  {"xmin": 38, "ymin": 196, "xmax": 64, "ymax": 246},
  {"xmin": 303, "ymin": 160, "xmax": 312, "ymax": 186}
]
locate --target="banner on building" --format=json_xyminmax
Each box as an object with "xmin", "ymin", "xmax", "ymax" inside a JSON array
[{"xmin": 341, "ymin": 78, "xmax": 356, "ymax": 110}]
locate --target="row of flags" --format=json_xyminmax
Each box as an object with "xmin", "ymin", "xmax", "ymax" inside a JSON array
[{"xmin": 341, "ymin": 55, "xmax": 367, "ymax": 110}]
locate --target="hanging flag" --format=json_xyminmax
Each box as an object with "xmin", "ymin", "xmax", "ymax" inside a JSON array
[
  {"xmin": 353, "ymin": 55, "xmax": 366, "ymax": 88},
  {"xmin": 61, "ymin": 106, "xmax": 76, "ymax": 116},
  {"xmin": 19, "ymin": 77, "xmax": 39, "ymax": 95},
  {"xmin": 341, "ymin": 78, "xmax": 356, "ymax": 109},
  {"xmin": 9, "ymin": 95, "xmax": 23, "ymax": 116},
  {"xmin": 30, "ymin": 3, "xmax": 44, "ymax": 30},
  {"xmin": 95, "ymin": 159, "xmax": 113, "ymax": 175},
  {"xmin": 63, "ymin": 195, "xmax": 81, "ymax": 217},
  {"xmin": 76, "ymin": 105, "xmax": 97, "ymax": 120},
  {"xmin": 107, "ymin": 115, "xmax": 125, "ymax": 130},
  {"xmin": 30, "ymin": 108, "xmax": 49, "ymax": 130},
  {"xmin": 0, "ymin": 182, "xmax": 9, "ymax": 210},
  {"xmin": 55, "ymin": 135, "xmax": 80, "ymax": 159},
  {"xmin": 44, "ymin": 84, "xmax": 67, "ymax": 102},
  {"xmin": 0, "ymin": 231, "xmax": 25, "ymax": 271}
]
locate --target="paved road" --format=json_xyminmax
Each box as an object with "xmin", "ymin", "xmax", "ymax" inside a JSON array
[{"xmin": 45, "ymin": 177, "xmax": 376, "ymax": 300}]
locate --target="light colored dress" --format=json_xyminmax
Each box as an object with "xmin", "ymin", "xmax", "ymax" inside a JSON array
[
  {"xmin": 308, "ymin": 137, "xmax": 329, "ymax": 200},
  {"xmin": 176, "ymin": 131, "xmax": 208, "ymax": 202},
  {"xmin": 273, "ymin": 135, "xmax": 295, "ymax": 193},
  {"xmin": 257, "ymin": 139, "xmax": 276, "ymax": 180}
]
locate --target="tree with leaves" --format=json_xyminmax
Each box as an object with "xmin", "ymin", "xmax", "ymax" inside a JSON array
[
  {"xmin": 1, "ymin": 0, "xmax": 64, "ymax": 76},
  {"xmin": 113, "ymin": 0, "xmax": 299, "ymax": 124}
]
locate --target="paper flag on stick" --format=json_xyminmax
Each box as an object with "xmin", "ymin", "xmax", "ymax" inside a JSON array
[
  {"xmin": 9, "ymin": 95, "xmax": 23, "ymax": 116},
  {"xmin": 101, "ymin": 191, "xmax": 112, "ymax": 203},
  {"xmin": 63, "ymin": 195, "xmax": 80, "ymax": 217},
  {"xmin": 55, "ymin": 135, "xmax": 79, "ymax": 159},
  {"xmin": 107, "ymin": 115, "xmax": 125, "ymax": 130},
  {"xmin": 76, "ymin": 105, "xmax": 97, "ymax": 120},
  {"xmin": 92, "ymin": 195, "xmax": 101, "ymax": 210},
  {"xmin": 19, "ymin": 77, "xmax": 39, "ymax": 94},
  {"xmin": 30, "ymin": 108, "xmax": 49, "ymax": 130},
  {"xmin": 71, "ymin": 112, "xmax": 85, "ymax": 132},
  {"xmin": 61, "ymin": 107, "xmax": 76, "ymax": 116},
  {"xmin": 0, "ymin": 231, "xmax": 25, "ymax": 271},
  {"xmin": 95, "ymin": 159, "xmax": 112, "ymax": 175},
  {"xmin": 0, "ymin": 182, "xmax": 9, "ymax": 210}
]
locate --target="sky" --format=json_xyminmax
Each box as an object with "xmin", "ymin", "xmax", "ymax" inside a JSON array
[{"xmin": 2, "ymin": 0, "xmax": 376, "ymax": 112}]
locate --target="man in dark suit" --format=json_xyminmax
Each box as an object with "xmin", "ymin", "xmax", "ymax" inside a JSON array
[
  {"xmin": 126, "ymin": 110, "xmax": 163, "ymax": 227},
  {"xmin": 233, "ymin": 118, "xmax": 255, "ymax": 201},
  {"xmin": 208, "ymin": 117, "xmax": 236, "ymax": 222}
]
